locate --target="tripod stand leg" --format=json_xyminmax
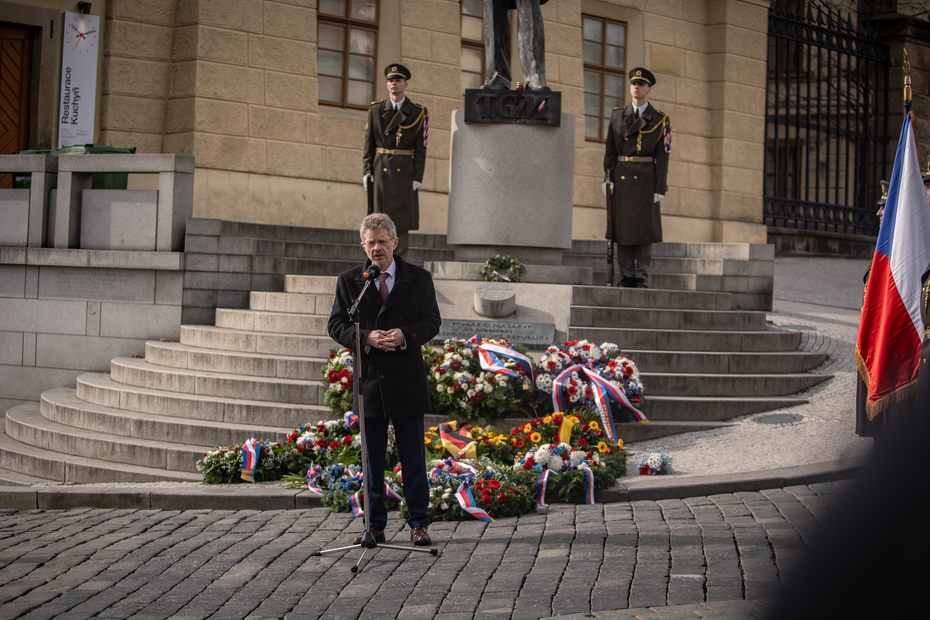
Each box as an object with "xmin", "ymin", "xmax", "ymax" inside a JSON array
[{"xmin": 351, "ymin": 548, "xmax": 370, "ymax": 573}]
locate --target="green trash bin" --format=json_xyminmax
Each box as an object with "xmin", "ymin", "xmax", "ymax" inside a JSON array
[
  {"xmin": 54, "ymin": 144, "xmax": 137, "ymax": 189},
  {"xmin": 12, "ymin": 148, "xmax": 52, "ymax": 188}
]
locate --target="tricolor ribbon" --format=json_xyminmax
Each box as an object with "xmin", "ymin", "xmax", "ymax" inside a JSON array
[
  {"xmin": 350, "ymin": 491, "xmax": 364, "ymax": 518},
  {"xmin": 454, "ymin": 482, "xmax": 494, "ymax": 523},
  {"xmin": 477, "ymin": 340, "xmax": 535, "ymax": 380},
  {"xmin": 240, "ymin": 438, "xmax": 262, "ymax": 482},
  {"xmin": 534, "ymin": 466, "xmax": 596, "ymax": 508},
  {"xmin": 429, "ymin": 458, "xmax": 479, "ymax": 482},
  {"xmin": 551, "ymin": 364, "xmax": 646, "ymax": 442},
  {"xmin": 536, "ymin": 468, "xmax": 551, "ymax": 508},
  {"xmin": 579, "ymin": 464, "xmax": 596, "ymax": 505},
  {"xmin": 343, "ymin": 410, "xmax": 358, "ymax": 430},
  {"xmin": 384, "ymin": 481, "xmax": 404, "ymax": 503},
  {"xmin": 305, "ymin": 463, "xmax": 324, "ymax": 496}
]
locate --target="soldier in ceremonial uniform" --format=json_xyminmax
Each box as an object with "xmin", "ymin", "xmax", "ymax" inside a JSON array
[
  {"xmin": 602, "ymin": 67, "xmax": 671, "ymax": 288},
  {"xmin": 918, "ymin": 163, "xmax": 930, "ymax": 403},
  {"xmin": 362, "ymin": 64, "xmax": 429, "ymax": 257}
]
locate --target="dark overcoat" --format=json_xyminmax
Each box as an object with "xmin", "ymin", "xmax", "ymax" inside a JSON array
[
  {"xmin": 918, "ymin": 262, "xmax": 930, "ymax": 401},
  {"xmin": 327, "ymin": 255, "xmax": 441, "ymax": 419},
  {"xmin": 604, "ymin": 102, "xmax": 671, "ymax": 246},
  {"xmin": 362, "ymin": 98, "xmax": 428, "ymax": 233}
]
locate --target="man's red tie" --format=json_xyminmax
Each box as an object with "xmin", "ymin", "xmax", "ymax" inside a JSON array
[{"xmin": 377, "ymin": 272, "xmax": 389, "ymax": 301}]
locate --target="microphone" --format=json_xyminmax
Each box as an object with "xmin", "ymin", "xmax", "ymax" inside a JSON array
[{"xmin": 363, "ymin": 264, "xmax": 382, "ymax": 280}]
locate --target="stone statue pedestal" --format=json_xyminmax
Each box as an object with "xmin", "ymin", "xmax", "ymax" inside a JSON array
[{"xmin": 447, "ymin": 109, "xmax": 574, "ymax": 265}]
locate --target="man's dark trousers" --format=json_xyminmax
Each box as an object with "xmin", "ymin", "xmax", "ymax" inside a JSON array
[{"xmin": 363, "ymin": 415, "xmax": 429, "ymax": 530}]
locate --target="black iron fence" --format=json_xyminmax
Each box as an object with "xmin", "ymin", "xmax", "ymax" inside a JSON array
[{"xmin": 764, "ymin": 0, "xmax": 892, "ymax": 236}]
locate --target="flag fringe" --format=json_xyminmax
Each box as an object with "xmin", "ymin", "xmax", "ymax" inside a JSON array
[{"xmin": 855, "ymin": 348, "xmax": 918, "ymax": 418}]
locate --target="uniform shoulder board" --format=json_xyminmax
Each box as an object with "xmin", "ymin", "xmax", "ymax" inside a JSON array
[{"xmin": 370, "ymin": 99, "xmax": 384, "ymax": 106}]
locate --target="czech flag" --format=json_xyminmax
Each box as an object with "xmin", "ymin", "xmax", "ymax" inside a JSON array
[{"xmin": 856, "ymin": 110, "xmax": 930, "ymax": 417}]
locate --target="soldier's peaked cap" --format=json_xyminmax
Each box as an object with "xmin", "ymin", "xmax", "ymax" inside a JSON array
[
  {"xmin": 385, "ymin": 64, "xmax": 411, "ymax": 80},
  {"xmin": 629, "ymin": 67, "xmax": 656, "ymax": 86},
  {"xmin": 923, "ymin": 159, "xmax": 930, "ymax": 184}
]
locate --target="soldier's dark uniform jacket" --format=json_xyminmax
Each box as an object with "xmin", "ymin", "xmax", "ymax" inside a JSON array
[
  {"xmin": 603, "ymin": 103, "xmax": 671, "ymax": 246},
  {"xmin": 362, "ymin": 98, "xmax": 428, "ymax": 233}
]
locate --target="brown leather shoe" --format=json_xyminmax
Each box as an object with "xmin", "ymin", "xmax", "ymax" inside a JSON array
[
  {"xmin": 410, "ymin": 526, "xmax": 431, "ymax": 546},
  {"xmin": 353, "ymin": 528, "xmax": 385, "ymax": 545}
]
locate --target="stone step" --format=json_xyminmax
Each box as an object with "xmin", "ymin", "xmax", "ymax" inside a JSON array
[
  {"xmin": 145, "ymin": 341, "xmax": 326, "ymax": 380},
  {"xmin": 640, "ymin": 372, "xmax": 830, "ymax": 397},
  {"xmin": 425, "ymin": 261, "xmax": 594, "ymax": 286},
  {"xmin": 285, "ymin": 275, "xmax": 338, "ymax": 295},
  {"xmin": 569, "ymin": 240, "xmax": 774, "ymax": 261},
  {"xmin": 40, "ymin": 387, "xmax": 290, "ymax": 448},
  {"xmin": 616, "ymin": 420, "xmax": 738, "ymax": 443},
  {"xmin": 0, "ymin": 409, "xmax": 200, "ymax": 483},
  {"xmin": 652, "ymin": 256, "xmax": 775, "ymax": 277},
  {"xmin": 650, "ymin": 273, "xmax": 697, "ymax": 290},
  {"xmin": 180, "ymin": 325, "xmax": 336, "ymax": 357},
  {"xmin": 249, "ymin": 291, "xmax": 335, "ymax": 315},
  {"xmin": 75, "ymin": 373, "xmax": 328, "ymax": 427},
  {"xmin": 623, "ymin": 349, "xmax": 827, "ymax": 374},
  {"xmin": 568, "ymin": 326, "xmax": 801, "ymax": 352},
  {"xmin": 214, "ymin": 308, "xmax": 329, "ymax": 335},
  {"xmin": 109, "ymin": 357, "xmax": 322, "ymax": 404},
  {"xmin": 6, "ymin": 402, "xmax": 208, "ymax": 473},
  {"xmin": 570, "ymin": 306, "xmax": 768, "ymax": 331},
  {"xmin": 0, "ymin": 464, "xmax": 58, "ymax": 486},
  {"xmin": 570, "ymin": 285, "xmax": 734, "ymax": 311},
  {"xmin": 250, "ymin": 237, "xmax": 454, "ymax": 264},
  {"xmin": 249, "ymin": 255, "xmax": 356, "ymax": 277},
  {"xmin": 641, "ymin": 394, "xmax": 808, "ymax": 421}
]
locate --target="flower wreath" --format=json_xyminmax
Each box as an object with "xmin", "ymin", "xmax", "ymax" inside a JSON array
[{"xmin": 480, "ymin": 254, "xmax": 526, "ymax": 283}]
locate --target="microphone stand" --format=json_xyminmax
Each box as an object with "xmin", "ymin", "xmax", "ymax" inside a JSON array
[{"xmin": 314, "ymin": 267, "xmax": 439, "ymax": 573}]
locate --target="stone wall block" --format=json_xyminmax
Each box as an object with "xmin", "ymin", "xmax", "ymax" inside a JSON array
[
  {"xmin": 0, "ymin": 298, "xmax": 87, "ymax": 335},
  {"xmin": 250, "ymin": 106, "xmax": 308, "ymax": 141},
  {"xmin": 644, "ymin": 14, "xmax": 678, "ymax": 46},
  {"xmin": 249, "ymin": 35, "xmax": 314, "ymax": 75},
  {"xmin": 194, "ymin": 134, "xmax": 268, "ymax": 174},
  {"xmin": 267, "ymin": 141, "xmax": 324, "ymax": 178},
  {"xmin": 106, "ymin": 20, "xmax": 174, "ymax": 61},
  {"xmin": 163, "ymin": 98, "xmax": 195, "ymax": 134},
  {"xmin": 99, "ymin": 303, "xmax": 182, "ymax": 339},
  {"xmin": 197, "ymin": 63, "xmax": 265, "ymax": 104},
  {"xmin": 649, "ymin": 44, "xmax": 684, "ymax": 77},
  {"xmin": 155, "ymin": 271, "xmax": 183, "ymax": 305},
  {"xmin": 721, "ymin": 82, "xmax": 765, "ymax": 115},
  {"xmin": 724, "ymin": 55, "xmax": 767, "ymax": 88},
  {"xmin": 401, "ymin": 0, "xmax": 459, "ymax": 34},
  {"xmin": 263, "ymin": 1, "xmax": 315, "ymax": 41},
  {"xmin": 196, "ymin": 99, "xmax": 250, "ymax": 135},
  {"xmin": 307, "ymin": 114, "xmax": 367, "ymax": 148},
  {"xmin": 720, "ymin": 165, "xmax": 763, "ymax": 196},
  {"xmin": 197, "ymin": 26, "xmax": 251, "ymax": 65},
  {"xmin": 109, "ymin": 0, "xmax": 178, "ymax": 25},
  {"xmin": 544, "ymin": 21, "xmax": 582, "ymax": 57},
  {"xmin": 194, "ymin": 0, "xmax": 264, "ymax": 32},
  {"xmin": 674, "ymin": 20, "xmax": 709, "ymax": 52},
  {"xmin": 648, "ymin": 0, "xmax": 685, "ymax": 19},
  {"xmin": 105, "ymin": 57, "xmax": 171, "ymax": 98},
  {"xmin": 265, "ymin": 71, "xmax": 316, "ymax": 111},
  {"xmin": 430, "ymin": 32, "xmax": 461, "ymax": 66},
  {"xmin": 403, "ymin": 60, "xmax": 461, "ymax": 99},
  {"xmin": 100, "ymin": 95, "xmax": 166, "ymax": 133},
  {"xmin": 35, "ymin": 335, "xmax": 144, "ymax": 371},
  {"xmin": 167, "ymin": 61, "xmax": 197, "ymax": 98},
  {"xmin": 720, "ymin": 138, "xmax": 764, "ymax": 170},
  {"xmin": 323, "ymin": 146, "xmax": 362, "ymax": 184},
  {"xmin": 402, "ymin": 27, "xmax": 432, "ymax": 60}
]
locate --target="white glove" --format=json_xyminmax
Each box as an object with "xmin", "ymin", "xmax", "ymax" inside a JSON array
[
  {"xmin": 654, "ymin": 193, "xmax": 665, "ymax": 202},
  {"xmin": 601, "ymin": 181, "xmax": 614, "ymax": 197},
  {"xmin": 362, "ymin": 173, "xmax": 373, "ymax": 191},
  {"xmin": 412, "ymin": 181, "xmax": 421, "ymax": 191}
]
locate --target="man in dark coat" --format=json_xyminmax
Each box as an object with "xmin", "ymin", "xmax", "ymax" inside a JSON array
[
  {"xmin": 603, "ymin": 67, "xmax": 671, "ymax": 288},
  {"xmin": 328, "ymin": 213, "xmax": 441, "ymax": 546},
  {"xmin": 362, "ymin": 64, "xmax": 428, "ymax": 257}
]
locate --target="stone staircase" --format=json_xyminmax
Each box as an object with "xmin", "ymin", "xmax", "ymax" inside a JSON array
[{"xmin": 0, "ymin": 230, "xmax": 829, "ymax": 484}]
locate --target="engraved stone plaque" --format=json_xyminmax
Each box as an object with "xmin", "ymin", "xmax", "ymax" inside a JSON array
[{"xmin": 435, "ymin": 319, "xmax": 554, "ymax": 346}]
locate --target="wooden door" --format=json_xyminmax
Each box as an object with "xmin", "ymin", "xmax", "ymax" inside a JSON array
[{"xmin": 0, "ymin": 23, "xmax": 34, "ymax": 188}]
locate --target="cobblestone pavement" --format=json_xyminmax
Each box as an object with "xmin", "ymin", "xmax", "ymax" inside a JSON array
[{"xmin": 0, "ymin": 481, "xmax": 849, "ymax": 619}]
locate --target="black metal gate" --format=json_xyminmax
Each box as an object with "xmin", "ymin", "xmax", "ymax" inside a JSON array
[{"xmin": 764, "ymin": 0, "xmax": 891, "ymax": 236}]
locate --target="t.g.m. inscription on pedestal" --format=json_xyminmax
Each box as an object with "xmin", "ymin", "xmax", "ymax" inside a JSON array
[{"xmin": 464, "ymin": 89, "xmax": 561, "ymax": 125}]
